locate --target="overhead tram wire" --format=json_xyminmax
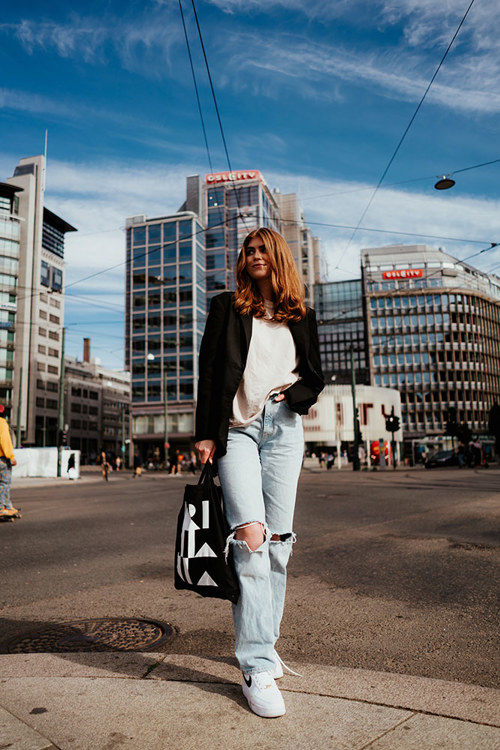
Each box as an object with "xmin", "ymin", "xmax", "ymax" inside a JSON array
[
  {"xmin": 333, "ymin": 0, "xmax": 478, "ymax": 271},
  {"xmin": 187, "ymin": 0, "xmax": 249, "ymax": 229},
  {"xmin": 280, "ymin": 218, "xmax": 495, "ymax": 247},
  {"xmin": 300, "ymin": 156, "xmax": 500, "ymax": 203},
  {"xmin": 15, "ymin": 215, "xmax": 494, "ymax": 309},
  {"xmin": 178, "ymin": 0, "xmax": 214, "ymax": 174},
  {"xmin": 11, "ymin": 208, "xmax": 497, "ymax": 315}
]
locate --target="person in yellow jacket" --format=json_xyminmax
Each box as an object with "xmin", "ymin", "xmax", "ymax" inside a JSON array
[{"xmin": 0, "ymin": 405, "xmax": 18, "ymax": 517}]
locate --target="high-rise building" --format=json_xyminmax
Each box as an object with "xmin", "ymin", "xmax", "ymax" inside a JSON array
[
  {"xmin": 125, "ymin": 210, "xmax": 205, "ymax": 460},
  {"xmin": 0, "ymin": 182, "xmax": 23, "ymax": 416},
  {"xmin": 362, "ymin": 244, "xmax": 500, "ymax": 438},
  {"xmin": 273, "ymin": 191, "xmax": 322, "ymax": 300},
  {"xmin": 6, "ymin": 155, "xmax": 76, "ymax": 446},
  {"xmin": 125, "ymin": 170, "xmax": 322, "ymax": 460},
  {"xmin": 185, "ymin": 170, "xmax": 281, "ymax": 306},
  {"xmin": 314, "ymin": 279, "xmax": 368, "ymax": 385}
]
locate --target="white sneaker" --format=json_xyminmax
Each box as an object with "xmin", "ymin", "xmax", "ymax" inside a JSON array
[
  {"xmin": 241, "ymin": 671, "xmax": 285, "ymax": 718},
  {"xmin": 273, "ymin": 650, "xmax": 303, "ymax": 680}
]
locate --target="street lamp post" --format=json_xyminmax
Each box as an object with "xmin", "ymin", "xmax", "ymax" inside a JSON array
[
  {"xmin": 57, "ymin": 328, "xmax": 66, "ymax": 477},
  {"xmin": 350, "ymin": 344, "xmax": 360, "ymax": 471},
  {"xmin": 16, "ymin": 366, "xmax": 23, "ymax": 448},
  {"xmin": 163, "ymin": 373, "xmax": 169, "ymax": 465}
]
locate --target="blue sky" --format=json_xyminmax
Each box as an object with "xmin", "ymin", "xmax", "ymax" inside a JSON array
[{"xmin": 1, "ymin": 0, "xmax": 499, "ymax": 368}]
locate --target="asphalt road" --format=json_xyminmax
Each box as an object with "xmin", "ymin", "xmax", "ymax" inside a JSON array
[{"xmin": 1, "ymin": 466, "xmax": 499, "ymax": 689}]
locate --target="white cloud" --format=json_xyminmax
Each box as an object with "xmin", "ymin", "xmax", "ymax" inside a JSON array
[
  {"xmin": 267, "ymin": 170, "xmax": 500, "ymax": 279},
  {"xmin": 226, "ymin": 32, "xmax": 500, "ymax": 114},
  {"xmin": 5, "ymin": 153, "xmax": 499, "ymax": 366},
  {"xmin": 0, "ymin": 8, "xmax": 182, "ymax": 75}
]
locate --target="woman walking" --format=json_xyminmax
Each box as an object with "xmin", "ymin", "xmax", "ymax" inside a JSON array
[{"xmin": 195, "ymin": 228, "xmax": 324, "ymax": 718}]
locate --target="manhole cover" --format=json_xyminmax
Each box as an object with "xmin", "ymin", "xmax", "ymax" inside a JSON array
[{"xmin": 6, "ymin": 618, "xmax": 175, "ymax": 653}]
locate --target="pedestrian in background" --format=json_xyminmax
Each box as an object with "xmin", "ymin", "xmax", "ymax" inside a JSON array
[
  {"xmin": 169, "ymin": 448, "xmax": 180, "ymax": 475},
  {"xmin": 133, "ymin": 450, "xmax": 142, "ymax": 478},
  {"xmin": 0, "ymin": 405, "xmax": 18, "ymax": 518},
  {"xmin": 195, "ymin": 227, "xmax": 324, "ymax": 718},
  {"xmin": 188, "ymin": 450, "xmax": 197, "ymax": 474}
]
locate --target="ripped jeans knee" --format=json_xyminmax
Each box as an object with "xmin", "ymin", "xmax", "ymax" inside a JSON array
[{"xmin": 225, "ymin": 521, "xmax": 268, "ymax": 557}]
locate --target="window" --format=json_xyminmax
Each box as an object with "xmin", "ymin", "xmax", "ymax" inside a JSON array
[
  {"xmin": 133, "ymin": 227, "xmax": 146, "ymax": 246},
  {"xmin": 41, "ymin": 261, "xmax": 50, "ymax": 287},
  {"xmin": 39, "ymin": 309, "xmax": 47, "ymax": 319},
  {"xmin": 47, "ymin": 365, "xmax": 58, "ymax": 375},
  {"xmin": 148, "ymin": 224, "xmax": 162, "ymax": 244},
  {"xmin": 52, "ymin": 268, "xmax": 62, "ymax": 292},
  {"xmin": 148, "ymin": 383, "xmax": 161, "ymax": 400}
]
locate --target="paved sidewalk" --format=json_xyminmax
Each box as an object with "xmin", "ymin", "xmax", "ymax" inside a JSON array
[{"xmin": 1, "ymin": 653, "xmax": 499, "ymax": 749}]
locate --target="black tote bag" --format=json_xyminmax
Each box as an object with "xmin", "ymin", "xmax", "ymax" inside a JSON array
[{"xmin": 174, "ymin": 462, "xmax": 239, "ymax": 604}]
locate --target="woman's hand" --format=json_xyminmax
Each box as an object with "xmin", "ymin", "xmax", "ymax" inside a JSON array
[
  {"xmin": 195, "ymin": 439, "xmax": 216, "ymax": 464},
  {"xmin": 274, "ymin": 393, "xmax": 286, "ymax": 402}
]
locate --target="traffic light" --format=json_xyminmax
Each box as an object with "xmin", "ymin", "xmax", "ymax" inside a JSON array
[
  {"xmin": 385, "ymin": 415, "xmax": 400, "ymax": 433},
  {"xmin": 445, "ymin": 406, "xmax": 458, "ymax": 436}
]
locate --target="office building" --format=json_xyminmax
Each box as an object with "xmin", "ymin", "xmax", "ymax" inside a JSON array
[
  {"xmin": 64, "ymin": 339, "xmax": 130, "ymax": 464},
  {"xmin": 314, "ymin": 279, "xmax": 368, "ymax": 385},
  {"xmin": 273, "ymin": 191, "xmax": 323, "ymax": 300},
  {"xmin": 185, "ymin": 170, "xmax": 281, "ymax": 306},
  {"xmin": 125, "ymin": 170, "xmax": 322, "ymax": 460},
  {"xmin": 0, "ymin": 182, "xmax": 22, "ymax": 416},
  {"xmin": 6, "ymin": 155, "xmax": 76, "ymax": 445},
  {"xmin": 362, "ymin": 244, "xmax": 500, "ymax": 439},
  {"xmin": 125, "ymin": 210, "xmax": 205, "ymax": 460}
]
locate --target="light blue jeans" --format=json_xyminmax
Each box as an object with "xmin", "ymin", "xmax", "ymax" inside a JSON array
[
  {"xmin": 0, "ymin": 458, "xmax": 13, "ymax": 509},
  {"xmin": 217, "ymin": 397, "xmax": 304, "ymax": 674}
]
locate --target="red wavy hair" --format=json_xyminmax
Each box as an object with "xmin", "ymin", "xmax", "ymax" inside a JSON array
[{"xmin": 233, "ymin": 228, "xmax": 306, "ymax": 322}]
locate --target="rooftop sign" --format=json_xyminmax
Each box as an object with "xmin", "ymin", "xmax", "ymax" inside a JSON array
[
  {"xmin": 382, "ymin": 269, "xmax": 423, "ymax": 280},
  {"xmin": 205, "ymin": 170, "xmax": 262, "ymax": 184}
]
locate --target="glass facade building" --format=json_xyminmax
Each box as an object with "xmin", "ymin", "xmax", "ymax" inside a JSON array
[
  {"xmin": 125, "ymin": 212, "xmax": 205, "ymax": 458},
  {"xmin": 125, "ymin": 170, "xmax": 321, "ymax": 460},
  {"xmin": 362, "ymin": 245, "xmax": 500, "ymax": 438},
  {"xmin": 0, "ymin": 183, "xmax": 21, "ymax": 411},
  {"xmin": 202, "ymin": 171, "xmax": 281, "ymax": 306},
  {"xmin": 6, "ymin": 156, "xmax": 75, "ymax": 446},
  {"xmin": 314, "ymin": 280, "xmax": 368, "ymax": 385}
]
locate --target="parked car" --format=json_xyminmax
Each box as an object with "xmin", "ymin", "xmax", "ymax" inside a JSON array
[{"xmin": 424, "ymin": 449, "xmax": 460, "ymax": 469}]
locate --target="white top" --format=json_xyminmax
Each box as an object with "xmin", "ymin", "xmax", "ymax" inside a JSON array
[{"xmin": 230, "ymin": 301, "xmax": 299, "ymax": 428}]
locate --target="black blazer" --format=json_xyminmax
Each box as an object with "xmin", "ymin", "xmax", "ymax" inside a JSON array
[{"xmin": 195, "ymin": 292, "xmax": 325, "ymax": 457}]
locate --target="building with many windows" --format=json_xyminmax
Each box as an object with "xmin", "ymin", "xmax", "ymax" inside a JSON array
[
  {"xmin": 5, "ymin": 155, "xmax": 76, "ymax": 446},
  {"xmin": 183, "ymin": 170, "xmax": 282, "ymax": 307},
  {"xmin": 125, "ymin": 170, "xmax": 322, "ymax": 460},
  {"xmin": 273, "ymin": 191, "xmax": 323, "ymax": 300},
  {"xmin": 64, "ymin": 339, "xmax": 130, "ymax": 464},
  {"xmin": 362, "ymin": 244, "xmax": 500, "ymax": 439},
  {"xmin": 125, "ymin": 210, "xmax": 205, "ymax": 460},
  {"xmin": 314, "ymin": 279, "xmax": 368, "ymax": 386},
  {"xmin": 0, "ymin": 182, "xmax": 22, "ymax": 417}
]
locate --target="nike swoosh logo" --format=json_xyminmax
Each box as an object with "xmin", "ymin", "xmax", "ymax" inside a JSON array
[{"xmin": 243, "ymin": 674, "xmax": 252, "ymax": 688}]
